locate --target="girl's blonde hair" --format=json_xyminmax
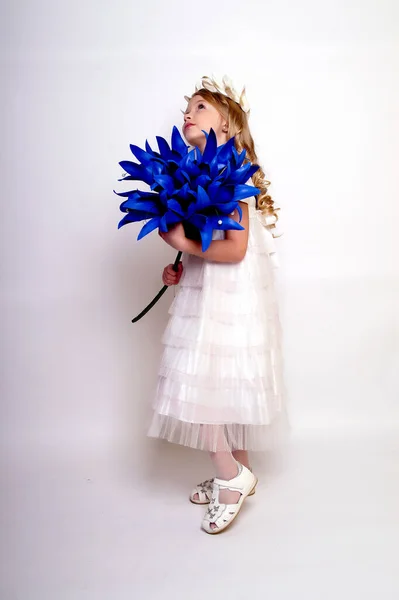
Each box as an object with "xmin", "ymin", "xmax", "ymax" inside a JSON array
[{"xmin": 189, "ymin": 89, "xmax": 280, "ymax": 233}]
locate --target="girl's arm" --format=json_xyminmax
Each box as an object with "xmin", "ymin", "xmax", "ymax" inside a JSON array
[
  {"xmin": 160, "ymin": 202, "xmax": 250, "ymax": 264},
  {"xmin": 184, "ymin": 201, "xmax": 249, "ymax": 263}
]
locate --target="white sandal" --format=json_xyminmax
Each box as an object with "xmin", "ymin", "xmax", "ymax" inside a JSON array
[
  {"xmin": 189, "ymin": 478, "xmax": 215, "ymax": 505},
  {"xmin": 201, "ymin": 462, "xmax": 258, "ymax": 534},
  {"xmin": 189, "ymin": 470, "xmax": 256, "ymax": 505}
]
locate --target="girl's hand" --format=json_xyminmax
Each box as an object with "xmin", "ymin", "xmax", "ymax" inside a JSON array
[
  {"xmin": 162, "ymin": 262, "xmax": 183, "ymax": 286},
  {"xmin": 159, "ymin": 223, "xmax": 187, "ymax": 252}
]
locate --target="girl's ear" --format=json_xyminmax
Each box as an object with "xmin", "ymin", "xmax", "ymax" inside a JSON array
[{"xmin": 222, "ymin": 120, "xmax": 229, "ymax": 133}]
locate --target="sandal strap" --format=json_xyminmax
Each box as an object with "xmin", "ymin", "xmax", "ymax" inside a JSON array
[
  {"xmin": 206, "ymin": 462, "xmax": 255, "ymax": 510},
  {"xmin": 190, "ymin": 478, "xmax": 214, "ymax": 502},
  {"xmin": 213, "ymin": 461, "xmax": 247, "ymax": 492},
  {"xmin": 203, "ymin": 502, "xmax": 239, "ymax": 529},
  {"xmin": 212, "ymin": 481, "xmax": 243, "ymax": 493},
  {"xmin": 201, "ymin": 463, "xmax": 257, "ymax": 533}
]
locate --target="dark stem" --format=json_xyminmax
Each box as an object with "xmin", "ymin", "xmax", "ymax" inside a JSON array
[{"xmin": 131, "ymin": 251, "xmax": 182, "ymax": 323}]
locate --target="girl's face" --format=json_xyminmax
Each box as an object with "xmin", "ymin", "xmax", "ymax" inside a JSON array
[{"xmin": 183, "ymin": 95, "xmax": 228, "ymax": 151}]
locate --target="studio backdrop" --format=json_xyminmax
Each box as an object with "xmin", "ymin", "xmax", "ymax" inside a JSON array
[{"xmin": 1, "ymin": 0, "xmax": 398, "ymax": 472}]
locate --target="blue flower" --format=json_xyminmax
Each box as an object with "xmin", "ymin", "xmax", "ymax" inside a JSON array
[{"xmin": 114, "ymin": 127, "xmax": 260, "ymax": 252}]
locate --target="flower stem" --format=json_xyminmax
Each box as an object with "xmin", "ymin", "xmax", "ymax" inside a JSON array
[{"xmin": 131, "ymin": 251, "xmax": 182, "ymax": 323}]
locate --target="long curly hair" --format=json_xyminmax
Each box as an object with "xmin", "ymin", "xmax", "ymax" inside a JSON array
[{"xmin": 187, "ymin": 88, "xmax": 280, "ymax": 233}]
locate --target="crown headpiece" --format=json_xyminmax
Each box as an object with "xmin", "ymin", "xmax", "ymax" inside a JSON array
[{"xmin": 184, "ymin": 75, "xmax": 250, "ymax": 114}]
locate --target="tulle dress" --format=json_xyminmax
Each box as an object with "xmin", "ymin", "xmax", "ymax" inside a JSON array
[{"xmin": 147, "ymin": 193, "xmax": 288, "ymax": 452}]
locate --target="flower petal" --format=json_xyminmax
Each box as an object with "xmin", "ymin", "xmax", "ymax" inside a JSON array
[
  {"xmin": 201, "ymin": 128, "xmax": 217, "ymax": 163},
  {"xmin": 129, "ymin": 144, "xmax": 154, "ymax": 165},
  {"xmin": 156, "ymin": 136, "xmax": 172, "ymax": 159},
  {"xmin": 137, "ymin": 217, "xmax": 161, "ymax": 240},
  {"xmin": 171, "ymin": 126, "xmax": 188, "ymax": 156},
  {"xmin": 233, "ymin": 184, "xmax": 261, "ymax": 201},
  {"xmin": 208, "ymin": 215, "xmax": 245, "ymax": 231},
  {"xmin": 120, "ymin": 199, "xmax": 160, "ymax": 214},
  {"xmin": 167, "ymin": 199, "xmax": 185, "ymax": 216},
  {"xmin": 153, "ymin": 174, "xmax": 175, "ymax": 194},
  {"xmin": 119, "ymin": 161, "xmax": 153, "ymax": 185},
  {"xmin": 195, "ymin": 186, "xmax": 212, "ymax": 212}
]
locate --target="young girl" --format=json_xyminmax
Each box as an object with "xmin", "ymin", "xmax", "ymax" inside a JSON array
[{"xmin": 147, "ymin": 75, "xmax": 287, "ymax": 534}]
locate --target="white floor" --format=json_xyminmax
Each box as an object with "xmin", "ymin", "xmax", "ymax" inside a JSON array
[{"xmin": 1, "ymin": 431, "xmax": 399, "ymax": 600}]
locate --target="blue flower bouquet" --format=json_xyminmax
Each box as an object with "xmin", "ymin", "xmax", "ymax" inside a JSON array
[{"xmin": 114, "ymin": 126, "xmax": 260, "ymax": 322}]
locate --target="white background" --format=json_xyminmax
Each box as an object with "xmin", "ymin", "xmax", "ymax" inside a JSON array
[{"xmin": 1, "ymin": 1, "xmax": 398, "ymax": 599}]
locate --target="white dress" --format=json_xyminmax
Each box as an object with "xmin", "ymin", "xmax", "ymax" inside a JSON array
[{"xmin": 147, "ymin": 194, "xmax": 288, "ymax": 452}]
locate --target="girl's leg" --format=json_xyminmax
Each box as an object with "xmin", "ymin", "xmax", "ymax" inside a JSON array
[
  {"xmin": 192, "ymin": 427, "xmax": 251, "ymax": 504},
  {"xmin": 208, "ymin": 426, "xmax": 243, "ymax": 507},
  {"xmin": 191, "ymin": 450, "xmax": 250, "ymax": 502},
  {"xmin": 232, "ymin": 450, "xmax": 251, "ymax": 469},
  {"xmin": 209, "ymin": 450, "xmax": 241, "ymax": 505}
]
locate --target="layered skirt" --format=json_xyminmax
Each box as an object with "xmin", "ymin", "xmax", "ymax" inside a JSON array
[{"xmin": 147, "ymin": 203, "xmax": 288, "ymax": 452}]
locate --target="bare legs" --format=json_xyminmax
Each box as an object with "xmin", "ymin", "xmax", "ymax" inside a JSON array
[
  {"xmin": 209, "ymin": 450, "xmax": 241, "ymax": 504},
  {"xmin": 232, "ymin": 450, "xmax": 250, "ymax": 469},
  {"xmin": 191, "ymin": 451, "xmax": 251, "ymax": 499},
  {"xmin": 192, "ymin": 428, "xmax": 252, "ymax": 511}
]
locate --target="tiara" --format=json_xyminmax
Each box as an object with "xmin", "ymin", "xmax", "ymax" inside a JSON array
[{"xmin": 184, "ymin": 74, "xmax": 250, "ymax": 114}]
